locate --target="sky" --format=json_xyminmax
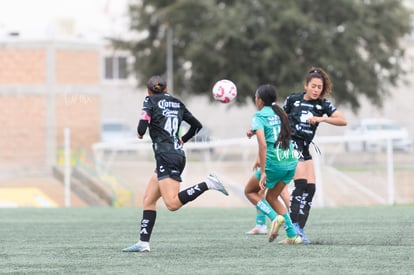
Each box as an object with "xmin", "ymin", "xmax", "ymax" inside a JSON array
[{"xmin": 0, "ymin": 0, "xmax": 129, "ymax": 40}]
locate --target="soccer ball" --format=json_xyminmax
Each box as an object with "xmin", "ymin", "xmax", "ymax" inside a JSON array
[{"xmin": 212, "ymin": 79, "xmax": 237, "ymax": 103}]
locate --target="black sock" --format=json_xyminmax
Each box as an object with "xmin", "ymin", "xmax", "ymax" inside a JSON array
[
  {"xmin": 177, "ymin": 182, "xmax": 209, "ymax": 205},
  {"xmin": 290, "ymin": 179, "xmax": 307, "ymax": 223},
  {"xmin": 140, "ymin": 210, "xmax": 156, "ymax": 242},
  {"xmin": 298, "ymin": 184, "xmax": 316, "ymax": 228}
]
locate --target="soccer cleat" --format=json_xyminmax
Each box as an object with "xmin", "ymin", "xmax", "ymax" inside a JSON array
[
  {"xmin": 122, "ymin": 241, "xmax": 150, "ymax": 252},
  {"xmin": 278, "ymin": 235, "xmax": 303, "ymax": 244},
  {"xmin": 298, "ymin": 227, "xmax": 311, "ymax": 244},
  {"xmin": 268, "ymin": 215, "xmax": 285, "ymax": 242},
  {"xmin": 205, "ymin": 174, "xmax": 229, "ymax": 196},
  {"xmin": 245, "ymin": 225, "xmax": 268, "ymax": 235}
]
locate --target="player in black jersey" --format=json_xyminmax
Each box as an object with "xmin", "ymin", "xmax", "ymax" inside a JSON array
[
  {"xmin": 284, "ymin": 67, "xmax": 347, "ymax": 243},
  {"xmin": 122, "ymin": 75, "xmax": 229, "ymax": 252}
]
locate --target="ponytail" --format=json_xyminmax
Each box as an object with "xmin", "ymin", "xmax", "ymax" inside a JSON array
[
  {"xmin": 271, "ymin": 103, "xmax": 291, "ymax": 150},
  {"xmin": 256, "ymin": 84, "xmax": 291, "ymax": 150}
]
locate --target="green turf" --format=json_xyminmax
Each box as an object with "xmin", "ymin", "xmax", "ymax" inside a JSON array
[{"xmin": 0, "ymin": 206, "xmax": 413, "ymax": 274}]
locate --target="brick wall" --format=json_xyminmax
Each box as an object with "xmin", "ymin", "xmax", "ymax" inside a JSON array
[
  {"xmin": 0, "ymin": 94, "xmax": 46, "ymax": 164},
  {"xmin": 0, "ymin": 48, "xmax": 46, "ymax": 84},
  {"xmin": 56, "ymin": 49, "xmax": 100, "ymax": 84},
  {"xmin": 0, "ymin": 41, "xmax": 101, "ymax": 166},
  {"xmin": 55, "ymin": 94, "xmax": 100, "ymax": 149}
]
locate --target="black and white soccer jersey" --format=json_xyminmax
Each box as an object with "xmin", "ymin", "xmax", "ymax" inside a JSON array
[
  {"xmin": 283, "ymin": 92, "xmax": 337, "ymax": 142},
  {"xmin": 139, "ymin": 93, "xmax": 198, "ymax": 154}
]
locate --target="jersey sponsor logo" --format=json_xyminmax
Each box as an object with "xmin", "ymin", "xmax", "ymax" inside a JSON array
[
  {"xmin": 274, "ymin": 143, "xmax": 299, "ymax": 161},
  {"xmin": 162, "ymin": 109, "xmax": 179, "ymax": 117},
  {"xmin": 158, "ymin": 99, "xmax": 180, "ymax": 109},
  {"xmin": 300, "ymin": 102, "xmax": 315, "ymax": 108},
  {"xmin": 293, "ymin": 100, "xmax": 301, "ymax": 107},
  {"xmin": 300, "ymin": 111, "xmax": 313, "ymax": 123},
  {"xmin": 315, "ymin": 104, "xmax": 322, "ymax": 110}
]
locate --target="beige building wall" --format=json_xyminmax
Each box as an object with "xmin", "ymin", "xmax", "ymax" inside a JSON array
[
  {"xmin": 0, "ymin": 48, "xmax": 46, "ymax": 84},
  {"xmin": 0, "ymin": 40, "xmax": 102, "ymax": 167}
]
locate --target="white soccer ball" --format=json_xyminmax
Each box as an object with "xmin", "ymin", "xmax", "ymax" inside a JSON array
[{"xmin": 212, "ymin": 79, "xmax": 237, "ymax": 103}]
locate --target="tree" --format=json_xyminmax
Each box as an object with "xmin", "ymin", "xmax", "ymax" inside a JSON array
[{"xmin": 112, "ymin": 0, "xmax": 412, "ymax": 112}]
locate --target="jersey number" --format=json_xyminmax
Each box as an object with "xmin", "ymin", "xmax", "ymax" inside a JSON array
[{"xmin": 164, "ymin": 117, "xmax": 179, "ymax": 136}]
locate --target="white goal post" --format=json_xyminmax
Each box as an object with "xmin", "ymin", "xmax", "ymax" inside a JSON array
[{"xmin": 92, "ymin": 132, "xmax": 404, "ymax": 207}]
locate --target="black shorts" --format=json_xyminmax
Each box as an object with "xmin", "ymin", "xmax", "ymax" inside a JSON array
[
  {"xmin": 292, "ymin": 137, "xmax": 312, "ymax": 161},
  {"xmin": 154, "ymin": 152, "xmax": 186, "ymax": 182}
]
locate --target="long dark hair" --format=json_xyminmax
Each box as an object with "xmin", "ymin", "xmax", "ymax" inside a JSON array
[
  {"xmin": 305, "ymin": 67, "xmax": 332, "ymax": 98},
  {"xmin": 255, "ymin": 84, "xmax": 291, "ymax": 149}
]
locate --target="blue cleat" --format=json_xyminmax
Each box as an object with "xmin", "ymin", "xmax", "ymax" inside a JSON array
[
  {"xmin": 122, "ymin": 241, "xmax": 150, "ymax": 252},
  {"xmin": 293, "ymin": 223, "xmax": 310, "ymax": 244},
  {"xmin": 298, "ymin": 227, "xmax": 311, "ymax": 244}
]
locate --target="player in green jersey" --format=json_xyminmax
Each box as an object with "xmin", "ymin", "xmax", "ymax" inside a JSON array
[{"xmin": 244, "ymin": 84, "xmax": 302, "ymax": 244}]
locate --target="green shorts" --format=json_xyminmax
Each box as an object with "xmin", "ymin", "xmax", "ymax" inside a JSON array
[{"xmin": 254, "ymin": 166, "xmax": 296, "ymax": 189}]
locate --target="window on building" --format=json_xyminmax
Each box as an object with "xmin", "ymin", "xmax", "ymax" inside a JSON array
[{"xmin": 104, "ymin": 56, "xmax": 128, "ymax": 80}]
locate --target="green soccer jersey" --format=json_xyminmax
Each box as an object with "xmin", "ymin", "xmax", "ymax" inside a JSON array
[{"xmin": 251, "ymin": 106, "xmax": 297, "ymax": 169}]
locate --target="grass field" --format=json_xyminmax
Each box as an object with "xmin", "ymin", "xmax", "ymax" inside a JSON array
[{"xmin": 1, "ymin": 205, "xmax": 413, "ymax": 274}]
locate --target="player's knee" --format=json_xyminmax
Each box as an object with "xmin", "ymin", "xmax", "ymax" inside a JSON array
[
  {"xmin": 163, "ymin": 198, "xmax": 181, "ymax": 211},
  {"xmin": 142, "ymin": 196, "xmax": 156, "ymax": 209}
]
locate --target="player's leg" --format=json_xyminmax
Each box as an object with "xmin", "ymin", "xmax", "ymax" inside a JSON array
[
  {"xmin": 245, "ymin": 188, "xmax": 268, "ymax": 235},
  {"xmin": 297, "ymin": 159, "xmax": 316, "ymax": 243},
  {"xmin": 159, "ymin": 152, "xmax": 228, "ymax": 211},
  {"xmin": 280, "ymin": 184, "xmax": 290, "ymax": 210},
  {"xmin": 122, "ymin": 173, "xmax": 161, "ymax": 252},
  {"xmin": 245, "ymin": 174, "xmax": 277, "ymax": 222},
  {"xmin": 290, "ymin": 161, "xmax": 308, "ymax": 225}
]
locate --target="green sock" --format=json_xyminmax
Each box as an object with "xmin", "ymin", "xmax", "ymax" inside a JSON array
[
  {"xmin": 256, "ymin": 212, "xmax": 266, "ymax": 226},
  {"xmin": 256, "ymin": 199, "xmax": 277, "ymax": 221},
  {"xmin": 283, "ymin": 213, "xmax": 297, "ymax": 238}
]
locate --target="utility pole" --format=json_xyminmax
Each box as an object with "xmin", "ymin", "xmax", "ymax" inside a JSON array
[{"xmin": 166, "ymin": 26, "xmax": 173, "ymax": 94}]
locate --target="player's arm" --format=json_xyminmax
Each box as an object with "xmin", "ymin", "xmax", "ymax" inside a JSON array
[
  {"xmin": 137, "ymin": 108, "xmax": 151, "ymax": 139},
  {"xmin": 137, "ymin": 120, "xmax": 148, "ymax": 139},
  {"xmin": 308, "ymin": 110, "xmax": 347, "ymax": 126},
  {"xmin": 181, "ymin": 116, "xmax": 202, "ymax": 143},
  {"xmin": 255, "ymin": 129, "xmax": 267, "ymax": 190},
  {"xmin": 246, "ymin": 129, "xmax": 256, "ymax": 138},
  {"xmin": 325, "ymin": 110, "xmax": 347, "ymax": 126}
]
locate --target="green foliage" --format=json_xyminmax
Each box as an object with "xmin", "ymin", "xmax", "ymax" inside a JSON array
[
  {"xmin": 112, "ymin": 0, "xmax": 412, "ymax": 111},
  {"xmin": 1, "ymin": 206, "xmax": 413, "ymax": 274}
]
